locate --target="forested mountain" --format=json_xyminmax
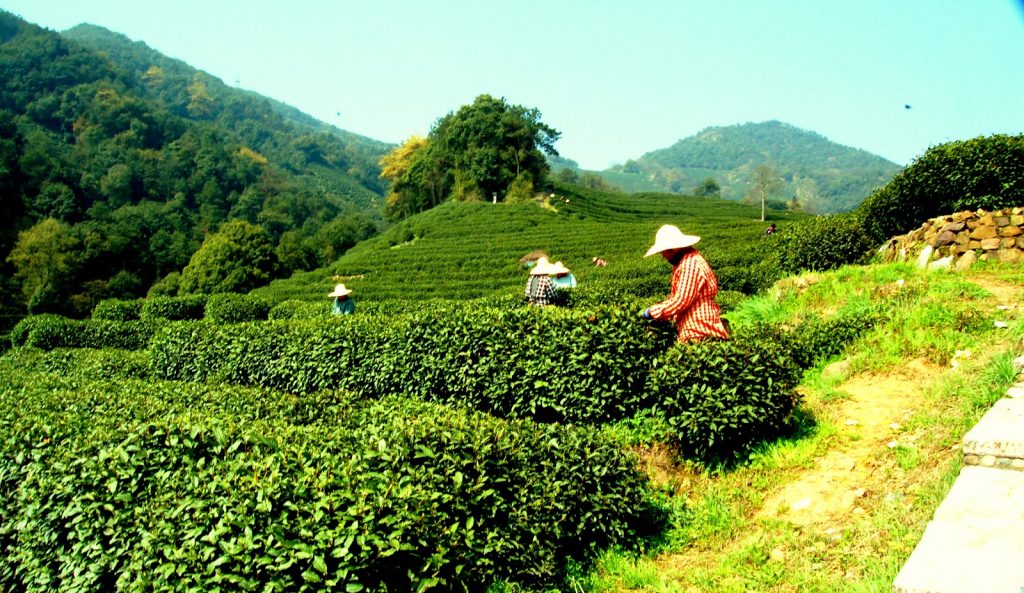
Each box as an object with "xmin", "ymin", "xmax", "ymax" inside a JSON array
[
  {"xmin": 607, "ymin": 121, "xmax": 902, "ymax": 213},
  {"xmin": 61, "ymin": 23, "xmax": 391, "ymax": 200},
  {"xmin": 0, "ymin": 11, "xmax": 388, "ymax": 321}
]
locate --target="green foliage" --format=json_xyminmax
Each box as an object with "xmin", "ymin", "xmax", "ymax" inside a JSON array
[
  {"xmin": 150, "ymin": 305, "xmax": 671, "ymax": 424},
  {"xmin": 204, "ymin": 293, "xmax": 272, "ymax": 324},
  {"xmin": 0, "ymin": 13, "xmax": 389, "ymax": 305},
  {"xmin": 139, "ymin": 295, "xmax": 207, "ymax": 321},
  {"xmin": 258, "ymin": 186, "xmax": 809, "ymax": 304},
  {"xmin": 146, "ymin": 271, "xmax": 180, "ymax": 297},
  {"xmin": 0, "ymin": 366, "xmax": 659, "ymax": 592},
  {"xmin": 5, "ymin": 218, "xmax": 79, "ymax": 314},
  {"xmin": 504, "ymin": 172, "xmax": 535, "ymax": 204},
  {"xmin": 267, "ymin": 299, "xmax": 330, "ymax": 320},
  {"xmin": 734, "ymin": 307, "xmax": 879, "ymax": 369},
  {"xmin": 91, "ymin": 298, "xmax": 144, "ymax": 321},
  {"xmin": 0, "ymin": 346, "xmax": 150, "ymax": 380},
  {"xmin": 776, "ymin": 213, "xmax": 875, "ymax": 273},
  {"xmin": 179, "ymin": 220, "xmax": 278, "ymax": 295},
  {"xmin": 715, "ymin": 290, "xmax": 747, "ymax": 313},
  {"xmin": 647, "ymin": 338, "xmax": 802, "ymax": 462},
  {"xmin": 148, "ymin": 298, "xmax": 809, "ymax": 464},
  {"xmin": 858, "ymin": 134, "xmax": 1024, "ymax": 243},
  {"xmin": 382, "ymin": 94, "xmax": 560, "ymax": 219},
  {"xmin": 9, "ymin": 314, "xmax": 157, "ymax": 350},
  {"xmin": 693, "ymin": 176, "xmax": 721, "ymax": 198}
]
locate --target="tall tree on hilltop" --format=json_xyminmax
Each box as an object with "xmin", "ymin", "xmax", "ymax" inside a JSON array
[
  {"xmin": 693, "ymin": 176, "xmax": 721, "ymax": 198},
  {"xmin": 381, "ymin": 136, "xmax": 450, "ymax": 220},
  {"xmin": 380, "ymin": 94, "xmax": 560, "ymax": 219},
  {"xmin": 746, "ymin": 165, "xmax": 784, "ymax": 222}
]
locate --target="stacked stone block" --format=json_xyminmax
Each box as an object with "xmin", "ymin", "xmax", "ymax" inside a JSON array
[{"xmin": 881, "ymin": 207, "xmax": 1024, "ymax": 270}]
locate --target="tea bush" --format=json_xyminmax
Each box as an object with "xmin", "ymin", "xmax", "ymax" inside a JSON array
[
  {"xmin": 715, "ymin": 290, "xmax": 748, "ymax": 313},
  {"xmin": 204, "ymin": 293, "xmax": 272, "ymax": 324},
  {"xmin": 776, "ymin": 213, "xmax": 875, "ymax": 273},
  {"xmin": 148, "ymin": 301, "xmax": 813, "ymax": 462},
  {"xmin": 91, "ymin": 298, "xmax": 144, "ymax": 321},
  {"xmin": 647, "ymin": 338, "xmax": 802, "ymax": 462},
  {"xmin": 9, "ymin": 315, "xmax": 158, "ymax": 350},
  {"xmin": 0, "ymin": 369, "xmax": 660, "ymax": 592},
  {"xmin": 733, "ymin": 307, "xmax": 880, "ymax": 369},
  {"xmin": 151, "ymin": 305, "xmax": 676, "ymax": 424},
  {"xmin": 268, "ymin": 298, "xmax": 329, "ymax": 320},
  {"xmin": 139, "ymin": 295, "xmax": 207, "ymax": 321},
  {"xmin": 858, "ymin": 134, "xmax": 1024, "ymax": 244},
  {"xmin": 0, "ymin": 347, "xmax": 151, "ymax": 381}
]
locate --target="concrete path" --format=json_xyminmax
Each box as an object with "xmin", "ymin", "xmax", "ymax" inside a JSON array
[{"xmin": 893, "ymin": 359, "xmax": 1024, "ymax": 593}]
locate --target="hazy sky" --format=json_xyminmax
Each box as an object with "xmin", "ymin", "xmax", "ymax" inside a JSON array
[{"xmin": 2, "ymin": 1, "xmax": 1022, "ymax": 169}]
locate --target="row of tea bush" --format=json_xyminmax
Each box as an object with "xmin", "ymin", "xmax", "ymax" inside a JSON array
[{"xmin": 0, "ymin": 365, "xmax": 662, "ymax": 592}]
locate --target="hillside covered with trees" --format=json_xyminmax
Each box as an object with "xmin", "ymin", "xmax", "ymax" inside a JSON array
[
  {"xmin": 602, "ymin": 120, "xmax": 903, "ymax": 213},
  {"xmin": 0, "ymin": 12, "xmax": 389, "ymax": 322}
]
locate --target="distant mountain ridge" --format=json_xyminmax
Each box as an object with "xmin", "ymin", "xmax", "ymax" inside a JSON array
[{"xmin": 607, "ymin": 121, "xmax": 903, "ymax": 213}]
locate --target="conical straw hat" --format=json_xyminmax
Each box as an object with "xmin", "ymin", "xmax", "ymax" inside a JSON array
[{"xmin": 644, "ymin": 225, "xmax": 700, "ymax": 257}]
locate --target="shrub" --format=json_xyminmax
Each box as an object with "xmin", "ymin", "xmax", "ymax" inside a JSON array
[
  {"xmin": 268, "ymin": 299, "xmax": 328, "ymax": 320},
  {"xmin": 783, "ymin": 310, "xmax": 879, "ymax": 368},
  {"xmin": 148, "ymin": 301, "xmax": 812, "ymax": 463},
  {"xmin": 568, "ymin": 276, "xmax": 670, "ymax": 307},
  {"xmin": 715, "ymin": 290, "xmax": 748, "ymax": 313},
  {"xmin": 0, "ymin": 372, "xmax": 660, "ymax": 592},
  {"xmin": 140, "ymin": 295, "xmax": 207, "ymax": 321},
  {"xmin": 715, "ymin": 257, "xmax": 782, "ymax": 294},
  {"xmin": 733, "ymin": 307, "xmax": 879, "ymax": 369},
  {"xmin": 0, "ymin": 347, "xmax": 150, "ymax": 380},
  {"xmin": 91, "ymin": 298, "xmax": 143, "ymax": 321},
  {"xmin": 9, "ymin": 314, "xmax": 63, "ymax": 347},
  {"xmin": 204, "ymin": 293, "xmax": 272, "ymax": 324},
  {"xmin": 646, "ymin": 338, "xmax": 802, "ymax": 462},
  {"xmin": 9, "ymin": 315, "xmax": 158, "ymax": 350},
  {"xmin": 858, "ymin": 134, "xmax": 1024, "ymax": 244},
  {"xmin": 776, "ymin": 213, "xmax": 875, "ymax": 273},
  {"xmin": 151, "ymin": 306, "xmax": 675, "ymax": 425}
]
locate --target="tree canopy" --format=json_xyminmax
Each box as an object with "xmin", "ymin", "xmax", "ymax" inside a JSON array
[
  {"xmin": 0, "ymin": 11, "xmax": 384, "ymax": 316},
  {"xmin": 382, "ymin": 95, "xmax": 560, "ymax": 219},
  {"xmin": 179, "ymin": 220, "xmax": 278, "ymax": 295}
]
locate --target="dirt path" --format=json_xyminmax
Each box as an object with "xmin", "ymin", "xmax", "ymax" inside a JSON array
[
  {"xmin": 759, "ymin": 274, "xmax": 1020, "ymax": 529},
  {"xmin": 758, "ymin": 358, "xmax": 935, "ymax": 528}
]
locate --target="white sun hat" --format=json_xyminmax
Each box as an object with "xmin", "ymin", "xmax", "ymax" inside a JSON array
[
  {"xmin": 644, "ymin": 225, "xmax": 701, "ymax": 257},
  {"xmin": 530, "ymin": 256, "xmax": 552, "ymax": 275},
  {"xmin": 328, "ymin": 283, "xmax": 353, "ymax": 297},
  {"xmin": 546, "ymin": 261, "xmax": 571, "ymax": 275}
]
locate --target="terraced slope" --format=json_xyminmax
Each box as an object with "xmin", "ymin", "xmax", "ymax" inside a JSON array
[{"xmin": 257, "ymin": 186, "xmax": 809, "ymax": 303}]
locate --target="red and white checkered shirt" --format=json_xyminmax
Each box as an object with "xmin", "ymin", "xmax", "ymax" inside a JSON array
[{"xmin": 648, "ymin": 250, "xmax": 729, "ymax": 342}]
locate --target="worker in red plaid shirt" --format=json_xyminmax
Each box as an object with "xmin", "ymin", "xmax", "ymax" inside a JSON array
[{"xmin": 640, "ymin": 225, "xmax": 729, "ymax": 342}]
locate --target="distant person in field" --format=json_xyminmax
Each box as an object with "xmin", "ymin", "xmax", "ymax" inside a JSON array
[
  {"xmin": 329, "ymin": 283, "xmax": 355, "ymax": 315},
  {"xmin": 640, "ymin": 225, "xmax": 729, "ymax": 342},
  {"xmin": 592, "ymin": 256, "xmax": 608, "ymax": 267},
  {"xmin": 525, "ymin": 257, "xmax": 557, "ymax": 306},
  {"xmin": 764, "ymin": 223, "xmax": 777, "ymax": 236}
]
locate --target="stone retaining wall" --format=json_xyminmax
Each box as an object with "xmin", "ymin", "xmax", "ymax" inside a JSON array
[{"xmin": 880, "ymin": 207, "xmax": 1024, "ymax": 270}]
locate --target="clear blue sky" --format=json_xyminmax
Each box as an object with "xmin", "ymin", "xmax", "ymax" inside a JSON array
[{"xmin": 2, "ymin": 0, "xmax": 1022, "ymax": 169}]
